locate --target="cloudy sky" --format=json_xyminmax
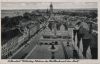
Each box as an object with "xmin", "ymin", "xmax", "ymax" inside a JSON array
[{"xmin": 1, "ymin": 2, "xmax": 97, "ymax": 10}]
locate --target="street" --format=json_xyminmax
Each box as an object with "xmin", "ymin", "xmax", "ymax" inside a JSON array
[{"xmin": 9, "ymin": 23, "xmax": 92, "ymax": 59}]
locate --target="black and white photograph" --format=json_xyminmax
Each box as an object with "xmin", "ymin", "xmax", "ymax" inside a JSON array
[{"xmin": 1, "ymin": 2, "xmax": 98, "ymax": 59}]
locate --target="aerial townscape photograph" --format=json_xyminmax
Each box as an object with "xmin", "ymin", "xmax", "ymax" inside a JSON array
[{"xmin": 1, "ymin": 2, "xmax": 98, "ymax": 59}]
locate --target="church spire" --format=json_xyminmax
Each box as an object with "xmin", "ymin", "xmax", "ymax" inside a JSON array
[{"xmin": 50, "ymin": 2, "xmax": 53, "ymax": 14}]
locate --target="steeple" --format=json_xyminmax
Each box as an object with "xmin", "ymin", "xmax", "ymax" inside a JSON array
[{"xmin": 50, "ymin": 2, "xmax": 53, "ymax": 14}]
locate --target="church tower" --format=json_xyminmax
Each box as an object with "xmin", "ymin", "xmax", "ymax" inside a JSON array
[{"xmin": 50, "ymin": 2, "xmax": 53, "ymax": 14}]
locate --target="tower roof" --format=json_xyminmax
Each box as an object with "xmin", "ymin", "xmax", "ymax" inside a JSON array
[{"xmin": 50, "ymin": 2, "xmax": 53, "ymax": 7}]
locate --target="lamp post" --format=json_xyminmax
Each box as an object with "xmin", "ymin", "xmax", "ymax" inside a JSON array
[
  {"xmin": 51, "ymin": 52, "xmax": 55, "ymax": 59},
  {"xmin": 48, "ymin": 42, "xmax": 58, "ymax": 59},
  {"xmin": 50, "ymin": 43, "xmax": 56, "ymax": 59}
]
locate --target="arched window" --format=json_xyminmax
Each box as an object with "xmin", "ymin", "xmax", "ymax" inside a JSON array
[
  {"xmin": 56, "ymin": 23, "xmax": 61, "ymax": 30},
  {"xmin": 48, "ymin": 22, "xmax": 53, "ymax": 30}
]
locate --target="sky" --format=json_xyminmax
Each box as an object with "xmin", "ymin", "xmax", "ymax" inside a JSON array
[{"xmin": 1, "ymin": 2, "xmax": 97, "ymax": 10}]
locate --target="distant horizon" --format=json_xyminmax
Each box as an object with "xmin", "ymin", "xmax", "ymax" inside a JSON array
[
  {"xmin": 1, "ymin": 2, "xmax": 97, "ymax": 10},
  {"xmin": 1, "ymin": 8, "xmax": 97, "ymax": 10}
]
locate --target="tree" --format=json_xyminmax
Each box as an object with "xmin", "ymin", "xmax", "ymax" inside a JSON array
[
  {"xmin": 1, "ymin": 16, "xmax": 10, "ymax": 27},
  {"xmin": 23, "ymin": 12, "xmax": 31, "ymax": 20}
]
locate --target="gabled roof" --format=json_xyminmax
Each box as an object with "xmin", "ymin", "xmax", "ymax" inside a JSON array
[{"xmin": 48, "ymin": 15, "xmax": 55, "ymax": 22}]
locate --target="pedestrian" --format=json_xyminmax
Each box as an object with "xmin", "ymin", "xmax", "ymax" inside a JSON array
[
  {"xmin": 73, "ymin": 22, "xmax": 80, "ymax": 42},
  {"xmin": 73, "ymin": 21, "xmax": 82, "ymax": 48},
  {"xmin": 90, "ymin": 30, "xmax": 98, "ymax": 59},
  {"xmin": 86, "ymin": 21, "xmax": 98, "ymax": 59},
  {"xmin": 79, "ymin": 21, "xmax": 91, "ymax": 58}
]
